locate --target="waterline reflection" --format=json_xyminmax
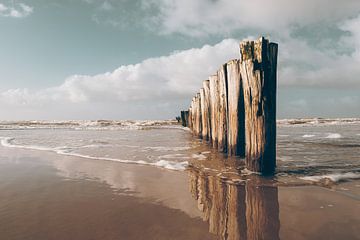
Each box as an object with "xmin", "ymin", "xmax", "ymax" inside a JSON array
[{"xmin": 188, "ymin": 167, "xmax": 280, "ymax": 240}]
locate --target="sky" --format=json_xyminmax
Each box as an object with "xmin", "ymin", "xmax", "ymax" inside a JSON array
[{"xmin": 0, "ymin": 0, "xmax": 359, "ymax": 120}]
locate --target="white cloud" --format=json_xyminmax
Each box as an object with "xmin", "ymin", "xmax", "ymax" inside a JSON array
[
  {"xmin": 142, "ymin": 0, "xmax": 360, "ymax": 37},
  {"xmin": 1, "ymin": 26, "xmax": 360, "ymax": 119},
  {"xmin": 0, "ymin": 2, "xmax": 33, "ymax": 18},
  {"xmin": 0, "ymin": 39, "xmax": 239, "ymax": 119},
  {"xmin": 100, "ymin": 1, "xmax": 113, "ymax": 11}
]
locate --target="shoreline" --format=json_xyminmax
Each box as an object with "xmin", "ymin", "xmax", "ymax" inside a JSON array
[{"xmin": 0, "ymin": 146, "xmax": 359, "ymax": 239}]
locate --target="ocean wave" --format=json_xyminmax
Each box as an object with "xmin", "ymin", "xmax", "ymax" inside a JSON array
[
  {"xmin": 302, "ymin": 134, "xmax": 315, "ymax": 138},
  {"xmin": 0, "ymin": 137, "xmax": 188, "ymax": 171},
  {"xmin": 278, "ymin": 118, "xmax": 360, "ymax": 126},
  {"xmin": 144, "ymin": 146, "xmax": 192, "ymax": 151},
  {"xmin": 299, "ymin": 172, "xmax": 360, "ymax": 183},
  {"xmin": 0, "ymin": 120, "xmax": 180, "ymax": 131},
  {"xmin": 0, "ymin": 118, "xmax": 359, "ymax": 131},
  {"xmin": 325, "ymin": 133, "xmax": 342, "ymax": 139}
]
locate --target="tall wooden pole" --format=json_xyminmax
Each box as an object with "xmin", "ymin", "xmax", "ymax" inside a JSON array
[
  {"xmin": 188, "ymin": 107, "xmax": 192, "ymax": 130},
  {"xmin": 200, "ymin": 88, "xmax": 209, "ymax": 140},
  {"xmin": 217, "ymin": 64, "xmax": 228, "ymax": 153},
  {"xmin": 227, "ymin": 59, "xmax": 245, "ymax": 157},
  {"xmin": 209, "ymin": 75, "xmax": 219, "ymax": 148},
  {"xmin": 239, "ymin": 37, "xmax": 278, "ymax": 174},
  {"xmin": 195, "ymin": 93, "xmax": 202, "ymax": 138},
  {"xmin": 202, "ymin": 80, "xmax": 211, "ymax": 141}
]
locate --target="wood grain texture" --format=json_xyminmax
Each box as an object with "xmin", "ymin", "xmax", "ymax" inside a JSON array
[
  {"xmin": 202, "ymin": 80, "xmax": 211, "ymax": 141},
  {"xmin": 209, "ymin": 75, "xmax": 220, "ymax": 148},
  {"xmin": 239, "ymin": 37, "xmax": 278, "ymax": 174},
  {"xmin": 226, "ymin": 59, "xmax": 245, "ymax": 157},
  {"xmin": 217, "ymin": 64, "xmax": 228, "ymax": 153},
  {"xmin": 195, "ymin": 93, "xmax": 202, "ymax": 138}
]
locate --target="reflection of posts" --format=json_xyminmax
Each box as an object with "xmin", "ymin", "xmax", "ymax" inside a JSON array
[
  {"xmin": 226, "ymin": 183, "xmax": 247, "ymax": 240},
  {"xmin": 208, "ymin": 175, "xmax": 227, "ymax": 236},
  {"xmin": 246, "ymin": 179, "xmax": 280, "ymax": 240},
  {"xmin": 188, "ymin": 168, "xmax": 279, "ymax": 240}
]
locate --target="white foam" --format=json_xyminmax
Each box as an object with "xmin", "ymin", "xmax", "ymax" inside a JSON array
[
  {"xmin": 153, "ymin": 160, "xmax": 188, "ymax": 170},
  {"xmin": 144, "ymin": 146, "xmax": 192, "ymax": 151},
  {"xmin": 300, "ymin": 172, "xmax": 360, "ymax": 183},
  {"xmin": 159, "ymin": 154, "xmax": 190, "ymax": 160},
  {"xmin": 303, "ymin": 134, "xmax": 315, "ymax": 138},
  {"xmin": 191, "ymin": 153, "xmax": 207, "ymax": 160},
  {"xmin": 0, "ymin": 119, "xmax": 179, "ymax": 131},
  {"xmin": 0, "ymin": 137, "xmax": 188, "ymax": 171},
  {"xmin": 277, "ymin": 118, "xmax": 360, "ymax": 126},
  {"xmin": 325, "ymin": 133, "xmax": 342, "ymax": 139}
]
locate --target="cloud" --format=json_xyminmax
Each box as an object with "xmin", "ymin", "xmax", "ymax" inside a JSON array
[
  {"xmin": 139, "ymin": 1, "xmax": 360, "ymax": 89},
  {"xmin": 142, "ymin": 0, "xmax": 360, "ymax": 37},
  {"xmin": 0, "ymin": 39, "xmax": 239, "ymax": 119},
  {"xmin": 0, "ymin": 2, "xmax": 33, "ymax": 18},
  {"xmin": 100, "ymin": 1, "xmax": 113, "ymax": 11},
  {"xmin": 1, "ymin": 26, "xmax": 360, "ymax": 119},
  {"xmin": 1, "ymin": 1, "xmax": 360, "ymax": 119}
]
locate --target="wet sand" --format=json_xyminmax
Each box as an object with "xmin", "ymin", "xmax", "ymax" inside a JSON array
[{"xmin": 0, "ymin": 146, "xmax": 359, "ymax": 240}]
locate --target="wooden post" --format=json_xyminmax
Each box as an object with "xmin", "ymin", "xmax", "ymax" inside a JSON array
[
  {"xmin": 203, "ymin": 80, "xmax": 211, "ymax": 142},
  {"xmin": 195, "ymin": 93, "xmax": 202, "ymax": 138},
  {"xmin": 188, "ymin": 108, "xmax": 192, "ymax": 130},
  {"xmin": 200, "ymin": 88, "xmax": 207, "ymax": 140},
  {"xmin": 227, "ymin": 59, "xmax": 245, "ymax": 157},
  {"xmin": 184, "ymin": 110, "xmax": 189, "ymax": 127},
  {"xmin": 200, "ymin": 80, "xmax": 211, "ymax": 141},
  {"xmin": 239, "ymin": 37, "xmax": 278, "ymax": 174},
  {"xmin": 217, "ymin": 64, "xmax": 228, "ymax": 153},
  {"xmin": 209, "ymin": 75, "xmax": 219, "ymax": 148},
  {"xmin": 190, "ymin": 97, "xmax": 196, "ymax": 132},
  {"xmin": 180, "ymin": 110, "xmax": 188, "ymax": 127},
  {"xmin": 192, "ymin": 96, "xmax": 197, "ymax": 136}
]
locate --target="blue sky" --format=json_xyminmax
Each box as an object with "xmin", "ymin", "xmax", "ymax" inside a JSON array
[{"xmin": 0, "ymin": 0, "xmax": 359, "ymax": 120}]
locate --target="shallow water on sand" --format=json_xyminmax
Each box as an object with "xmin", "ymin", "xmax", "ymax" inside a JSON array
[
  {"xmin": 1, "ymin": 119, "xmax": 360, "ymax": 183},
  {"xmin": 0, "ymin": 120, "xmax": 359, "ymax": 239}
]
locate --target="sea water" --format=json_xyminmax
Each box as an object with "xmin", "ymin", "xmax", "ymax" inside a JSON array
[{"xmin": 0, "ymin": 118, "xmax": 359, "ymax": 183}]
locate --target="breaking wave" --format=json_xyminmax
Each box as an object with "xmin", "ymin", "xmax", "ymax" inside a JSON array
[
  {"xmin": 0, "ymin": 137, "xmax": 188, "ymax": 171},
  {"xmin": 0, "ymin": 120, "xmax": 180, "ymax": 131},
  {"xmin": 0, "ymin": 118, "xmax": 359, "ymax": 131},
  {"xmin": 299, "ymin": 172, "xmax": 360, "ymax": 183}
]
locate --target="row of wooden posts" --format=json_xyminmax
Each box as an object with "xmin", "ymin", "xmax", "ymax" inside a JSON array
[{"xmin": 181, "ymin": 37, "xmax": 278, "ymax": 175}]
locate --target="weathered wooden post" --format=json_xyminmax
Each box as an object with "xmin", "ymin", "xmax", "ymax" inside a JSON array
[
  {"xmin": 200, "ymin": 80, "xmax": 211, "ymax": 141},
  {"xmin": 200, "ymin": 88, "xmax": 207, "ymax": 140},
  {"xmin": 239, "ymin": 37, "xmax": 278, "ymax": 174},
  {"xmin": 188, "ymin": 107, "xmax": 192, "ymax": 130},
  {"xmin": 227, "ymin": 59, "xmax": 245, "ymax": 157},
  {"xmin": 195, "ymin": 93, "xmax": 202, "ymax": 138},
  {"xmin": 192, "ymin": 96, "xmax": 197, "ymax": 135},
  {"xmin": 184, "ymin": 110, "xmax": 189, "ymax": 127},
  {"xmin": 180, "ymin": 110, "xmax": 188, "ymax": 127},
  {"xmin": 217, "ymin": 64, "xmax": 228, "ymax": 153},
  {"xmin": 203, "ymin": 80, "xmax": 211, "ymax": 141},
  {"xmin": 209, "ymin": 75, "xmax": 219, "ymax": 148},
  {"xmin": 190, "ymin": 97, "xmax": 195, "ymax": 132}
]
